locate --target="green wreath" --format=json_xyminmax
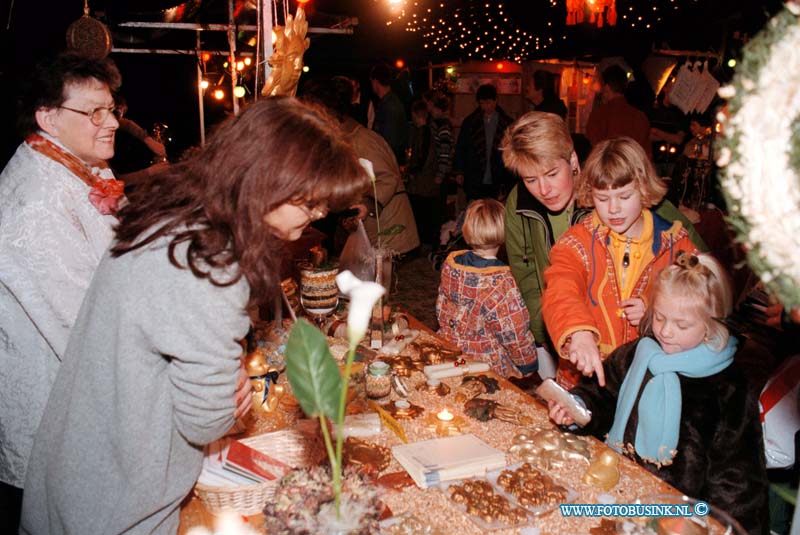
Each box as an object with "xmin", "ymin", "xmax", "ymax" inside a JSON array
[{"xmin": 716, "ymin": 3, "xmax": 800, "ymax": 309}]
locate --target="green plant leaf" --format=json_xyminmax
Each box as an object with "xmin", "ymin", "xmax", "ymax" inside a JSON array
[
  {"xmin": 285, "ymin": 319, "xmax": 342, "ymax": 420},
  {"xmin": 378, "ymin": 224, "xmax": 405, "ymax": 236}
]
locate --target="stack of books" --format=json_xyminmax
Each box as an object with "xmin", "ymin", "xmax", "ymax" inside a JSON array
[
  {"xmin": 198, "ymin": 438, "xmax": 290, "ymax": 487},
  {"xmin": 392, "ymin": 434, "xmax": 507, "ymax": 489}
]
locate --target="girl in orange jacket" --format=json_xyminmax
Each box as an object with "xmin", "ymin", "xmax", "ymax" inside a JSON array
[{"xmin": 542, "ymin": 137, "xmax": 699, "ymax": 388}]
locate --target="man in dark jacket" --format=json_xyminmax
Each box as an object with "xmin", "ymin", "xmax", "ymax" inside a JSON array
[{"xmin": 453, "ymin": 84, "xmax": 514, "ymax": 201}]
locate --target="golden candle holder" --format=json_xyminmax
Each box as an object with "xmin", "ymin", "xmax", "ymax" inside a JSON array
[{"xmin": 425, "ymin": 409, "xmax": 469, "ymax": 437}]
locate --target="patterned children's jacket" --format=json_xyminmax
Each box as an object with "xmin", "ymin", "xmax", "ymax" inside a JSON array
[{"xmin": 436, "ymin": 251, "xmax": 537, "ymax": 378}]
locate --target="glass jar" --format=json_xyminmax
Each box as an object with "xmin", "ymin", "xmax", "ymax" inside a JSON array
[{"xmin": 365, "ymin": 360, "xmax": 391, "ymax": 399}]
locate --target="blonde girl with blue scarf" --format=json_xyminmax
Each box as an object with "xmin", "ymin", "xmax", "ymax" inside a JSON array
[{"xmin": 548, "ymin": 252, "xmax": 768, "ymax": 534}]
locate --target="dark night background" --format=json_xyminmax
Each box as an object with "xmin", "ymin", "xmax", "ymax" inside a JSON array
[{"xmin": 0, "ymin": 0, "xmax": 783, "ymax": 165}]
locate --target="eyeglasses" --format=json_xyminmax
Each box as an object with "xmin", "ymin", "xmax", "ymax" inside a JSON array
[
  {"xmin": 298, "ymin": 203, "xmax": 328, "ymax": 221},
  {"xmin": 59, "ymin": 105, "xmax": 120, "ymax": 126}
]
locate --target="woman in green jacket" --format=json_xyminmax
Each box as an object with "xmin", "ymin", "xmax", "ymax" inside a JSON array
[{"xmin": 500, "ymin": 112, "xmax": 705, "ymax": 368}]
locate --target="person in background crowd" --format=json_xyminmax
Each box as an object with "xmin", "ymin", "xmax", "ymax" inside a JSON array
[
  {"xmin": 405, "ymin": 100, "xmax": 441, "ymax": 247},
  {"xmin": 370, "ymin": 62, "xmax": 408, "ymax": 165},
  {"xmin": 454, "ymin": 83, "xmax": 514, "ymax": 201},
  {"xmin": 429, "ymin": 95, "xmax": 455, "ymax": 224},
  {"xmin": 302, "ymin": 77, "xmax": 420, "ymax": 256},
  {"xmin": 586, "ymin": 65, "xmax": 652, "ymax": 158},
  {"xmin": 542, "ymin": 137, "xmax": 699, "ymax": 388},
  {"xmin": 0, "ymin": 53, "xmax": 122, "ymax": 533},
  {"xmin": 436, "ymin": 199, "xmax": 538, "ymax": 378},
  {"xmin": 501, "ymin": 113, "xmax": 704, "ymax": 383},
  {"xmin": 20, "ymin": 97, "xmax": 370, "ymax": 535},
  {"xmin": 531, "ymin": 70, "xmax": 567, "ymax": 119},
  {"xmin": 111, "ymin": 95, "xmax": 167, "ymax": 171},
  {"xmin": 111, "ymin": 95, "xmax": 170, "ymax": 190},
  {"xmin": 549, "ymin": 253, "xmax": 768, "ymax": 535}
]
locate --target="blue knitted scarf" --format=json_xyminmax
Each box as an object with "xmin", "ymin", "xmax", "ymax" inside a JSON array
[{"xmin": 606, "ymin": 336, "xmax": 737, "ymax": 464}]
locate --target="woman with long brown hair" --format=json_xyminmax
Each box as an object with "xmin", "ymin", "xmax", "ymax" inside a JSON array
[{"xmin": 21, "ymin": 97, "xmax": 370, "ymax": 535}]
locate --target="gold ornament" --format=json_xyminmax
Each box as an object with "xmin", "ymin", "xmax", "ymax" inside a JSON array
[
  {"xmin": 342, "ymin": 437, "xmax": 392, "ymax": 475},
  {"xmin": 245, "ymin": 350, "xmax": 283, "ymax": 413},
  {"xmin": 508, "ymin": 426, "xmax": 591, "ymax": 470},
  {"xmin": 384, "ymin": 399, "xmax": 424, "ymax": 420},
  {"xmin": 424, "ymin": 411, "xmax": 468, "ymax": 437},
  {"xmin": 261, "ymin": 7, "xmax": 310, "ymax": 97},
  {"xmin": 583, "ymin": 448, "xmax": 621, "ymax": 490}
]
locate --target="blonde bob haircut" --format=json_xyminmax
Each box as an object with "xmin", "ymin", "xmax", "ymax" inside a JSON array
[
  {"xmin": 500, "ymin": 111, "xmax": 574, "ymax": 176},
  {"xmin": 639, "ymin": 252, "xmax": 733, "ymax": 350},
  {"xmin": 576, "ymin": 137, "xmax": 667, "ymax": 208},
  {"xmin": 462, "ymin": 199, "xmax": 505, "ymax": 249}
]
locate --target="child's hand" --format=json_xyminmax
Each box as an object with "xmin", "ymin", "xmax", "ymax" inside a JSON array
[
  {"xmin": 620, "ymin": 298, "xmax": 646, "ymax": 326},
  {"xmin": 567, "ymin": 331, "xmax": 605, "ymax": 387},
  {"xmin": 548, "ymin": 399, "xmax": 575, "ymax": 426}
]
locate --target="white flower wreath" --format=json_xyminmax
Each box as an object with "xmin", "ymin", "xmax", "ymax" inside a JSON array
[{"xmin": 716, "ymin": 3, "xmax": 800, "ymax": 309}]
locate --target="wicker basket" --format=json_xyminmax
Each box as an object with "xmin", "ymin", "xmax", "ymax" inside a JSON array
[{"xmin": 194, "ymin": 428, "xmax": 325, "ymax": 516}]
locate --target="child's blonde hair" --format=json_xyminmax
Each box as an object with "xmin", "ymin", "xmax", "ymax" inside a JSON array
[
  {"xmin": 640, "ymin": 252, "xmax": 733, "ymax": 350},
  {"xmin": 577, "ymin": 137, "xmax": 667, "ymax": 208},
  {"xmin": 500, "ymin": 111, "xmax": 574, "ymax": 176},
  {"xmin": 462, "ymin": 199, "xmax": 505, "ymax": 248}
]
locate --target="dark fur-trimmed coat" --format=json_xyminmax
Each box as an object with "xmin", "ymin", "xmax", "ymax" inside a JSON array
[{"xmin": 569, "ymin": 337, "xmax": 769, "ymax": 535}]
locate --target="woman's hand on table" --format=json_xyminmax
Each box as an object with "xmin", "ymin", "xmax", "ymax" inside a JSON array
[
  {"xmin": 566, "ymin": 330, "xmax": 605, "ymax": 387},
  {"xmin": 233, "ymin": 364, "xmax": 252, "ymax": 420},
  {"xmin": 548, "ymin": 399, "xmax": 575, "ymax": 426},
  {"xmin": 620, "ymin": 298, "xmax": 645, "ymax": 327}
]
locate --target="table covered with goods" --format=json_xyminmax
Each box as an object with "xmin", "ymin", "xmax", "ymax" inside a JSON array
[{"xmin": 178, "ymin": 301, "xmax": 741, "ymax": 535}]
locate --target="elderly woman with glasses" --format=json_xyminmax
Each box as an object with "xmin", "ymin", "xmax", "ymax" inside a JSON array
[
  {"xmin": 0, "ymin": 52, "xmax": 124, "ymax": 531},
  {"xmin": 20, "ymin": 97, "xmax": 370, "ymax": 535}
]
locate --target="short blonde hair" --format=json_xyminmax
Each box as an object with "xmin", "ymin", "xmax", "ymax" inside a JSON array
[
  {"xmin": 640, "ymin": 252, "xmax": 733, "ymax": 350},
  {"xmin": 500, "ymin": 111, "xmax": 574, "ymax": 176},
  {"xmin": 577, "ymin": 137, "xmax": 667, "ymax": 208},
  {"xmin": 462, "ymin": 199, "xmax": 505, "ymax": 248}
]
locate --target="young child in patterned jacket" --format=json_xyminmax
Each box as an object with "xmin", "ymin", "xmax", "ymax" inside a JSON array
[{"xmin": 436, "ymin": 199, "xmax": 538, "ymax": 378}]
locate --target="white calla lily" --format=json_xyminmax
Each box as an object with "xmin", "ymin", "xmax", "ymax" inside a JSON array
[
  {"xmin": 358, "ymin": 158, "xmax": 376, "ymax": 183},
  {"xmin": 336, "ymin": 270, "xmax": 385, "ymax": 346}
]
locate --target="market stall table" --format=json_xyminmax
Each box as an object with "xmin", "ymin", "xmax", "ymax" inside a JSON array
[{"xmin": 178, "ymin": 315, "xmax": 684, "ymax": 535}]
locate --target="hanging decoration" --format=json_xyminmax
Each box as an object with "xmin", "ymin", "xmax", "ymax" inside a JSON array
[
  {"xmin": 66, "ymin": 0, "xmax": 112, "ymax": 59},
  {"xmin": 261, "ymin": 6, "xmax": 310, "ymax": 97},
  {"xmin": 566, "ymin": 0, "xmax": 616, "ymax": 28}
]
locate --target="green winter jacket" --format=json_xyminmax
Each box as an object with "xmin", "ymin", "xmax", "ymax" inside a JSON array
[{"xmin": 504, "ymin": 183, "xmax": 708, "ymax": 345}]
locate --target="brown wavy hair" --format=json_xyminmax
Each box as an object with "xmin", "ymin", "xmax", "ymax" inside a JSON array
[{"xmin": 112, "ymin": 97, "xmax": 369, "ymax": 308}]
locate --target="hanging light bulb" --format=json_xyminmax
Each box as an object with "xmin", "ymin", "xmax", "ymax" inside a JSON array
[{"xmin": 213, "ymin": 89, "xmax": 225, "ymax": 100}]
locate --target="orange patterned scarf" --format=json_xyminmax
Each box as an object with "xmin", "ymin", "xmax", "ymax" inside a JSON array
[{"xmin": 26, "ymin": 133, "xmax": 125, "ymax": 215}]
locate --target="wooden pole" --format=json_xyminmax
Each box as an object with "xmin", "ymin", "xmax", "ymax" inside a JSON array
[
  {"xmin": 195, "ymin": 31, "xmax": 206, "ymax": 146},
  {"xmin": 227, "ymin": 0, "xmax": 239, "ymax": 115}
]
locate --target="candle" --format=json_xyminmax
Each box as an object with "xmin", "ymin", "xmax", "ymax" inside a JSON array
[{"xmin": 437, "ymin": 408, "xmax": 454, "ymax": 422}]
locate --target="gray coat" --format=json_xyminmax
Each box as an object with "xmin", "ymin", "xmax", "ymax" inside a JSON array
[{"xmin": 21, "ymin": 236, "xmax": 250, "ymax": 534}]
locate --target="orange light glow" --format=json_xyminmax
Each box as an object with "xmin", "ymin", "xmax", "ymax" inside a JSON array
[
  {"xmin": 496, "ymin": 62, "xmax": 504, "ymax": 70},
  {"xmin": 201, "ymin": 52, "xmax": 211, "ymax": 62},
  {"xmin": 213, "ymin": 89, "xmax": 225, "ymax": 100},
  {"xmin": 395, "ymin": 59, "xmax": 405, "ymax": 69},
  {"xmin": 297, "ymin": 0, "xmax": 310, "ymax": 3},
  {"xmin": 244, "ymin": 57, "xmax": 252, "ymax": 66},
  {"xmin": 236, "ymin": 61, "xmax": 244, "ymax": 71}
]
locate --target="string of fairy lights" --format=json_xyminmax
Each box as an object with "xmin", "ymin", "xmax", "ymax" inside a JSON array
[{"xmin": 382, "ymin": 0, "xmax": 693, "ymax": 62}]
